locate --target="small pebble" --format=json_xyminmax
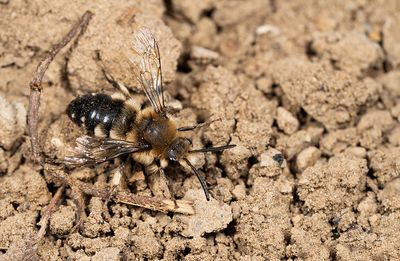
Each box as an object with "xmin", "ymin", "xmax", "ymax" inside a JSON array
[
  {"xmin": 191, "ymin": 46, "xmax": 219, "ymax": 61},
  {"xmin": 296, "ymin": 146, "xmax": 321, "ymax": 172},
  {"xmin": 0, "ymin": 96, "xmax": 26, "ymax": 150},
  {"xmin": 344, "ymin": 146, "xmax": 367, "ymax": 158},
  {"xmin": 276, "ymin": 107, "xmax": 299, "ymax": 135},
  {"xmin": 92, "ymin": 247, "xmax": 121, "ymax": 261},
  {"xmin": 232, "ymin": 181, "xmax": 246, "ymax": 200},
  {"xmin": 175, "ymin": 189, "xmax": 232, "ymax": 238}
]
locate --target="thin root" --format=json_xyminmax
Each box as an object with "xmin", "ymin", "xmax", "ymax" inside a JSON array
[
  {"xmin": 23, "ymin": 11, "xmax": 93, "ymax": 259},
  {"xmin": 36, "ymin": 186, "xmax": 65, "ymax": 241},
  {"xmin": 28, "ymin": 11, "xmax": 94, "ymax": 164}
]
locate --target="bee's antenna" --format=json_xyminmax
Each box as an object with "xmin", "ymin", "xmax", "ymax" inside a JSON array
[
  {"xmin": 183, "ymin": 158, "xmax": 210, "ymax": 201},
  {"xmin": 189, "ymin": 144, "xmax": 236, "ymax": 153}
]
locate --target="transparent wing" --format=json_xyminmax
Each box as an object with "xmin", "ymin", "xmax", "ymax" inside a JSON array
[
  {"xmin": 128, "ymin": 27, "xmax": 166, "ymax": 116},
  {"xmin": 64, "ymin": 135, "xmax": 150, "ymax": 166}
]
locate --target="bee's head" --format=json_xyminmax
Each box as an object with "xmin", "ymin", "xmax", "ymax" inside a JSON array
[
  {"xmin": 166, "ymin": 137, "xmax": 236, "ymax": 202},
  {"xmin": 166, "ymin": 137, "xmax": 192, "ymax": 162}
]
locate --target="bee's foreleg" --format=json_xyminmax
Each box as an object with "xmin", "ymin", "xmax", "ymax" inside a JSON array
[{"xmin": 146, "ymin": 163, "xmax": 172, "ymax": 199}]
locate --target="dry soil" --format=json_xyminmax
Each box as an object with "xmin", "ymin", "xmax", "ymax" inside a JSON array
[{"xmin": 1, "ymin": 0, "xmax": 400, "ymax": 260}]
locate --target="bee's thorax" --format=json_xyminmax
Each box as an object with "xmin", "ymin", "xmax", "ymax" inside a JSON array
[{"xmin": 136, "ymin": 108, "xmax": 177, "ymax": 156}]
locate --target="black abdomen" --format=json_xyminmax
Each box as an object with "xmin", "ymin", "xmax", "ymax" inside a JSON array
[{"xmin": 67, "ymin": 94, "xmax": 124, "ymax": 136}]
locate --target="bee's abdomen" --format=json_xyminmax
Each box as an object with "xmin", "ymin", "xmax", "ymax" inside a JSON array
[{"xmin": 67, "ymin": 94, "xmax": 124, "ymax": 136}]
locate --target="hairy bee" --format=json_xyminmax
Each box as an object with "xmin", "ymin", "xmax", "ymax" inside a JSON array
[{"xmin": 65, "ymin": 28, "xmax": 235, "ymax": 200}]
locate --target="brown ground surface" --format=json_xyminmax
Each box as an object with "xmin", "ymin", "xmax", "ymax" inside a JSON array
[{"xmin": 1, "ymin": 0, "xmax": 400, "ymax": 260}]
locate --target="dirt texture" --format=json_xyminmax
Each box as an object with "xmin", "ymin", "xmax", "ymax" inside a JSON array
[{"xmin": 1, "ymin": 0, "xmax": 400, "ymax": 260}]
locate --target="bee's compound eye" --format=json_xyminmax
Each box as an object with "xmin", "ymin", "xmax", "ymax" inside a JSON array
[
  {"xmin": 166, "ymin": 138, "xmax": 192, "ymax": 162},
  {"xmin": 166, "ymin": 149, "xmax": 177, "ymax": 161}
]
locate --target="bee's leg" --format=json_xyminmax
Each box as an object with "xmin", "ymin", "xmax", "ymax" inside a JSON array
[
  {"xmin": 98, "ymin": 55, "xmax": 144, "ymax": 98},
  {"xmin": 102, "ymin": 69, "xmax": 132, "ymax": 98},
  {"xmin": 102, "ymin": 69, "xmax": 145, "ymax": 109},
  {"xmin": 146, "ymin": 163, "xmax": 172, "ymax": 199},
  {"xmin": 104, "ymin": 158, "xmax": 127, "ymax": 206},
  {"xmin": 71, "ymin": 186, "xmax": 86, "ymax": 232},
  {"xmin": 177, "ymin": 115, "xmax": 221, "ymax": 132}
]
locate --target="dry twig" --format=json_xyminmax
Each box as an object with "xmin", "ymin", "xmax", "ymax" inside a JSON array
[{"xmin": 46, "ymin": 166, "xmax": 194, "ymax": 214}]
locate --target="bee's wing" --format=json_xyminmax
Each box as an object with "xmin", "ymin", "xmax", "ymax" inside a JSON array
[
  {"xmin": 128, "ymin": 27, "xmax": 166, "ymax": 117},
  {"xmin": 64, "ymin": 135, "xmax": 150, "ymax": 166}
]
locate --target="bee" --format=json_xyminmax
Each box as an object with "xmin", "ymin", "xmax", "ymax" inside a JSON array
[{"xmin": 64, "ymin": 28, "xmax": 235, "ymax": 201}]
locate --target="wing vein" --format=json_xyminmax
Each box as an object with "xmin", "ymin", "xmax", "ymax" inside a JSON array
[
  {"xmin": 129, "ymin": 27, "xmax": 166, "ymax": 117},
  {"xmin": 64, "ymin": 135, "xmax": 149, "ymax": 166}
]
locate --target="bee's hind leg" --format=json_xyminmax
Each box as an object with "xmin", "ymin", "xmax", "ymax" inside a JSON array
[
  {"xmin": 97, "ymin": 54, "xmax": 144, "ymax": 98},
  {"xmin": 70, "ymin": 187, "xmax": 86, "ymax": 232}
]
